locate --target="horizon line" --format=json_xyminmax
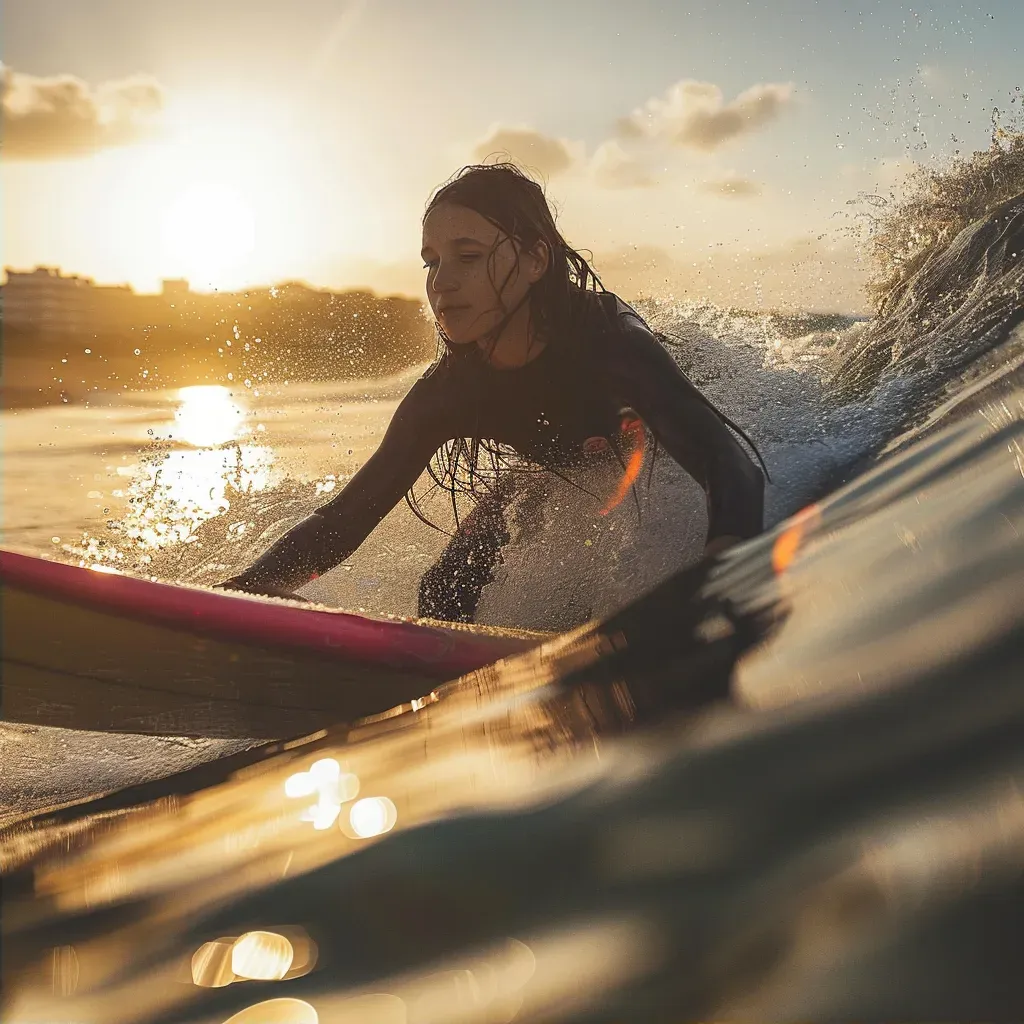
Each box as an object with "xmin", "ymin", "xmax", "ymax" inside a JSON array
[{"xmin": 0, "ymin": 264, "xmax": 425, "ymax": 302}]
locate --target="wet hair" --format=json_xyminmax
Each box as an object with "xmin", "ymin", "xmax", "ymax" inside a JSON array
[
  {"xmin": 408, "ymin": 163, "xmax": 607, "ymax": 532},
  {"xmin": 423, "ymin": 162, "xmax": 604, "ymax": 355},
  {"xmin": 406, "ymin": 163, "xmax": 767, "ymax": 539}
]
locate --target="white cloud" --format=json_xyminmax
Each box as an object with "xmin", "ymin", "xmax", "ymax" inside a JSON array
[
  {"xmin": 590, "ymin": 139, "xmax": 656, "ymax": 189},
  {"xmin": 619, "ymin": 80, "xmax": 795, "ymax": 150},
  {"xmin": 1, "ymin": 64, "xmax": 165, "ymax": 160},
  {"xmin": 470, "ymin": 124, "xmax": 578, "ymax": 177}
]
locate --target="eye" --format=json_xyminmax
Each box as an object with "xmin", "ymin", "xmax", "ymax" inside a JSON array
[
  {"xmin": 422, "ymin": 260, "xmax": 437, "ymax": 270},
  {"xmin": 459, "ymin": 253, "xmax": 481, "ymax": 263}
]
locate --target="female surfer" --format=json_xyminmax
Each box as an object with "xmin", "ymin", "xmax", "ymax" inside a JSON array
[{"xmin": 220, "ymin": 163, "xmax": 766, "ymax": 621}]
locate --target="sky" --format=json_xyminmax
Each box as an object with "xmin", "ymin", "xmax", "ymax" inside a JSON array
[{"xmin": 2, "ymin": 0, "xmax": 1022, "ymax": 310}]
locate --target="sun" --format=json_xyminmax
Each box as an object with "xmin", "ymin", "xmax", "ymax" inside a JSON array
[{"xmin": 160, "ymin": 182, "xmax": 257, "ymax": 290}]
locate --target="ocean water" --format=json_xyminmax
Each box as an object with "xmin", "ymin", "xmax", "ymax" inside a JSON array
[
  {"xmin": 2, "ymin": 175, "xmax": 1023, "ymax": 1018},
  {"xmin": 0, "ymin": 295, "xmax": 891, "ymax": 629}
]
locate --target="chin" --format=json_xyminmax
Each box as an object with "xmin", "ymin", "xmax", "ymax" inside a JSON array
[{"xmin": 442, "ymin": 331, "xmax": 479, "ymax": 347}]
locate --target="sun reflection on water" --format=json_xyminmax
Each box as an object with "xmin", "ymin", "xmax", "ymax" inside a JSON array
[
  {"xmin": 64, "ymin": 385, "xmax": 280, "ymax": 567},
  {"xmin": 117, "ymin": 445, "xmax": 275, "ymax": 551},
  {"xmin": 173, "ymin": 385, "xmax": 247, "ymax": 447}
]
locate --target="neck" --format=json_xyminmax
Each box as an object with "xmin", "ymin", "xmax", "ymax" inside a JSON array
[{"xmin": 477, "ymin": 300, "xmax": 546, "ymax": 369}]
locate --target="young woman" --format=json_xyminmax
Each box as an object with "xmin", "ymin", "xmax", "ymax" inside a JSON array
[{"xmin": 220, "ymin": 164, "xmax": 766, "ymax": 620}]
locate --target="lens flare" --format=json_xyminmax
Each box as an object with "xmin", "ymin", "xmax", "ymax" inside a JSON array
[{"xmin": 347, "ymin": 797, "xmax": 398, "ymax": 839}]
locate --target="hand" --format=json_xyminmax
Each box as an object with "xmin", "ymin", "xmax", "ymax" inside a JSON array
[
  {"xmin": 214, "ymin": 576, "xmax": 246, "ymax": 592},
  {"xmin": 703, "ymin": 534, "xmax": 743, "ymax": 558},
  {"xmin": 214, "ymin": 577, "xmax": 310, "ymax": 602}
]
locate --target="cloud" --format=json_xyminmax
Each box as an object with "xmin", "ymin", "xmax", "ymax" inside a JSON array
[
  {"xmin": 1, "ymin": 64, "xmax": 165, "ymax": 160},
  {"xmin": 699, "ymin": 177, "xmax": 762, "ymax": 198},
  {"xmin": 590, "ymin": 139, "xmax": 656, "ymax": 189},
  {"xmin": 619, "ymin": 80, "xmax": 795, "ymax": 150},
  {"xmin": 470, "ymin": 125, "xmax": 577, "ymax": 177}
]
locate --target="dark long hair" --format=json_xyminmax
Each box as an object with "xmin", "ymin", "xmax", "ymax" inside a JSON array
[
  {"xmin": 406, "ymin": 163, "xmax": 769, "ymax": 535},
  {"xmin": 407, "ymin": 163, "xmax": 607, "ymax": 532}
]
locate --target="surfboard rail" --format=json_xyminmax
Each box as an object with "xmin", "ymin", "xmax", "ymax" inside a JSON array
[
  {"xmin": 0, "ymin": 549, "xmax": 546, "ymax": 737},
  {"xmin": 0, "ymin": 549, "xmax": 541, "ymax": 675}
]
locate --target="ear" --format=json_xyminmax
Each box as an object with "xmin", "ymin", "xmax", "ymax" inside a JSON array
[{"xmin": 525, "ymin": 239, "xmax": 550, "ymax": 283}]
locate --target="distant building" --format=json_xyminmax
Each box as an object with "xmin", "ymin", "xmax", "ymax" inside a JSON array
[
  {"xmin": 162, "ymin": 278, "xmax": 191, "ymax": 299},
  {"xmin": 2, "ymin": 267, "xmax": 96, "ymax": 334}
]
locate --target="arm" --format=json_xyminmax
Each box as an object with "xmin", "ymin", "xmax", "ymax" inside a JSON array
[
  {"xmin": 608, "ymin": 306, "xmax": 765, "ymax": 549},
  {"xmin": 221, "ymin": 373, "xmax": 454, "ymax": 596}
]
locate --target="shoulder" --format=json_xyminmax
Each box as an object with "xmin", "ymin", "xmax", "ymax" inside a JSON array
[
  {"xmin": 608, "ymin": 293, "xmax": 659, "ymax": 339},
  {"xmin": 571, "ymin": 289, "xmax": 655, "ymax": 337},
  {"xmin": 390, "ymin": 353, "xmax": 461, "ymax": 429},
  {"xmin": 411, "ymin": 348, "xmax": 469, "ymax": 395},
  {"xmin": 577, "ymin": 292, "xmax": 666, "ymax": 371}
]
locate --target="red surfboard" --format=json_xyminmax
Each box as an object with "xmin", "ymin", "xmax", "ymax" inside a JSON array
[{"xmin": 0, "ymin": 549, "xmax": 545, "ymax": 738}]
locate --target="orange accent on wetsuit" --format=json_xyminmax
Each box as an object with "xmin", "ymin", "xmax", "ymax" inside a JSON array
[{"xmin": 600, "ymin": 415, "xmax": 646, "ymax": 515}]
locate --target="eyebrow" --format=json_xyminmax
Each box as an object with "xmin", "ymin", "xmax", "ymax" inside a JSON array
[{"xmin": 420, "ymin": 236, "xmax": 490, "ymax": 257}]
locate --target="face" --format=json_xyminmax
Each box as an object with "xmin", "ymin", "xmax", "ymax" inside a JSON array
[{"xmin": 421, "ymin": 202, "xmax": 549, "ymax": 345}]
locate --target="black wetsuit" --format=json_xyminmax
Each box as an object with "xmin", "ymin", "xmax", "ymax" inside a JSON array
[{"xmin": 225, "ymin": 292, "xmax": 765, "ymax": 618}]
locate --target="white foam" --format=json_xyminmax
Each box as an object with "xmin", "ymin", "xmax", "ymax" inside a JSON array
[{"xmin": 476, "ymin": 303, "xmax": 892, "ymax": 630}]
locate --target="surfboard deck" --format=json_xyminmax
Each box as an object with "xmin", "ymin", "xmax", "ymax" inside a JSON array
[{"xmin": 0, "ymin": 550, "xmax": 546, "ymax": 738}]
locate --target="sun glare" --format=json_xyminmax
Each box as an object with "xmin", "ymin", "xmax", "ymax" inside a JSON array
[
  {"xmin": 161, "ymin": 183, "xmax": 256, "ymax": 290},
  {"xmin": 174, "ymin": 385, "xmax": 246, "ymax": 447}
]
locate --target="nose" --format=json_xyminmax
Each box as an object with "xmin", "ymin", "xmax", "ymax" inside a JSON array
[{"xmin": 429, "ymin": 259, "xmax": 459, "ymax": 295}]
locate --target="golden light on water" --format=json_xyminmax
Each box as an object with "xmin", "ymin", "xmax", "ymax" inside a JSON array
[
  {"xmin": 192, "ymin": 940, "xmax": 237, "ymax": 988},
  {"xmin": 231, "ymin": 931, "xmax": 294, "ymax": 981},
  {"xmin": 347, "ymin": 797, "xmax": 398, "ymax": 839},
  {"xmin": 117, "ymin": 445, "xmax": 274, "ymax": 551},
  {"xmin": 68, "ymin": 389, "xmax": 275, "ymax": 567},
  {"xmin": 174, "ymin": 385, "xmax": 247, "ymax": 448},
  {"xmin": 285, "ymin": 758, "xmax": 360, "ymax": 832},
  {"xmin": 221, "ymin": 998, "xmax": 318, "ymax": 1024},
  {"xmin": 87, "ymin": 563, "xmax": 123, "ymax": 575},
  {"xmin": 50, "ymin": 945, "xmax": 80, "ymax": 997},
  {"xmin": 192, "ymin": 930, "xmax": 317, "ymax": 989}
]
